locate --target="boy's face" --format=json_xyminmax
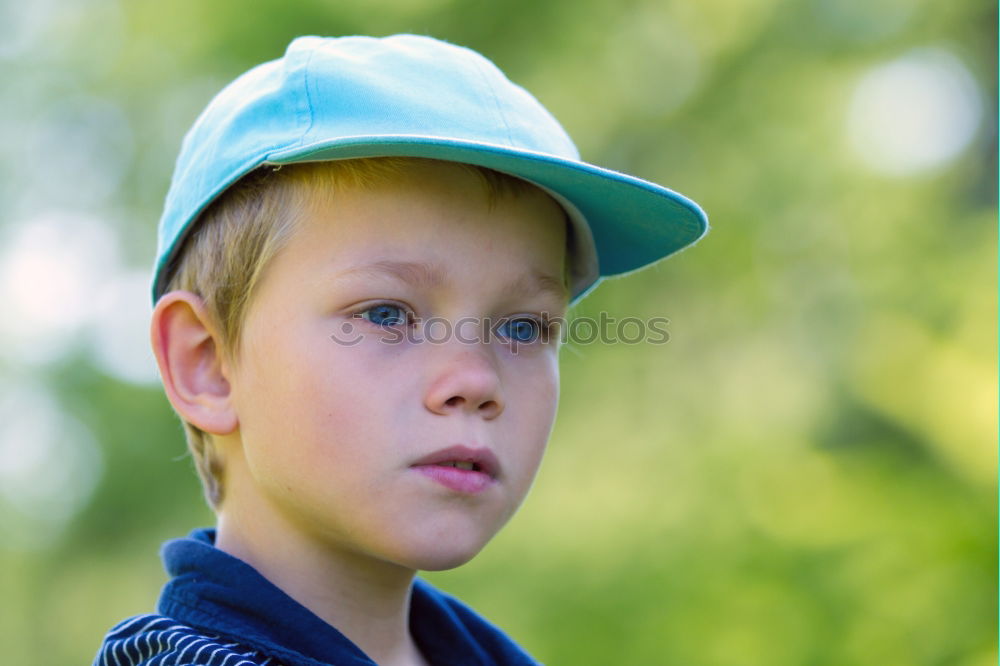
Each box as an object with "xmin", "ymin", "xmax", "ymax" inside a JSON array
[{"xmin": 223, "ymin": 161, "xmax": 568, "ymax": 572}]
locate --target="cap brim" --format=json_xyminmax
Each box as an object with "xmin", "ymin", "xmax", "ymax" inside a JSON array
[{"xmin": 268, "ymin": 136, "xmax": 708, "ymax": 303}]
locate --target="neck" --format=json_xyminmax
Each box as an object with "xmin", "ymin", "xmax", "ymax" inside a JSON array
[{"xmin": 214, "ymin": 489, "xmax": 428, "ymax": 666}]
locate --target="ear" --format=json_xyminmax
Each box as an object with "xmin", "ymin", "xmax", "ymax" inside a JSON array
[{"xmin": 150, "ymin": 291, "xmax": 239, "ymax": 435}]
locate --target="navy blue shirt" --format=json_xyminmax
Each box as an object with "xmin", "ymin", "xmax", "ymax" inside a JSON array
[{"xmin": 93, "ymin": 528, "xmax": 539, "ymax": 665}]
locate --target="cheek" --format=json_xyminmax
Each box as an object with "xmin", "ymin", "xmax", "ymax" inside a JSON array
[
  {"xmin": 512, "ymin": 350, "xmax": 560, "ymax": 409},
  {"xmin": 235, "ymin": 324, "xmax": 408, "ymax": 474},
  {"xmin": 504, "ymin": 357, "xmax": 560, "ymax": 470}
]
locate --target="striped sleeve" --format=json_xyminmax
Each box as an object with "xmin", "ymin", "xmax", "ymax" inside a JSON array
[{"xmin": 93, "ymin": 614, "xmax": 281, "ymax": 666}]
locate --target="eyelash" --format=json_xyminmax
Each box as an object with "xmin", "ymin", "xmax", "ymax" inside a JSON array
[{"xmin": 351, "ymin": 302, "xmax": 557, "ymax": 343}]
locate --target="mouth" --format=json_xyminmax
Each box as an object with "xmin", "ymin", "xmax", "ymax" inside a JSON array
[{"xmin": 410, "ymin": 445, "xmax": 501, "ymax": 494}]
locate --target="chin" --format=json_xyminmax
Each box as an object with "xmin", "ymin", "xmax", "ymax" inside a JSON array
[
  {"xmin": 408, "ymin": 552, "xmax": 481, "ymax": 572},
  {"xmin": 388, "ymin": 529, "xmax": 494, "ymax": 572}
]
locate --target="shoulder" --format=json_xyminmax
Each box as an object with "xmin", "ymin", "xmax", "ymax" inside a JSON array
[{"xmin": 93, "ymin": 613, "xmax": 281, "ymax": 666}]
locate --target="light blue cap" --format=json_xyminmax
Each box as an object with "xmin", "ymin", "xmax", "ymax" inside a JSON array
[{"xmin": 153, "ymin": 34, "xmax": 708, "ymax": 304}]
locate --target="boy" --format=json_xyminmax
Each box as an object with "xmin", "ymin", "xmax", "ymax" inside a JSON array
[{"xmin": 94, "ymin": 34, "xmax": 707, "ymax": 666}]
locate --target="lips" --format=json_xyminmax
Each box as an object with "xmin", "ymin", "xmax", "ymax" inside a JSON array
[
  {"xmin": 410, "ymin": 445, "xmax": 501, "ymax": 494},
  {"xmin": 410, "ymin": 444, "xmax": 500, "ymax": 480}
]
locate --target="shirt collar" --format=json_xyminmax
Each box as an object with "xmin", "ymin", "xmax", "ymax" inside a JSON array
[{"xmin": 157, "ymin": 527, "xmax": 495, "ymax": 666}]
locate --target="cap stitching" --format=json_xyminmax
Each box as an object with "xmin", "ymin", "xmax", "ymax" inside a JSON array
[
  {"xmin": 472, "ymin": 57, "xmax": 516, "ymax": 148},
  {"xmin": 296, "ymin": 42, "xmax": 318, "ymax": 147}
]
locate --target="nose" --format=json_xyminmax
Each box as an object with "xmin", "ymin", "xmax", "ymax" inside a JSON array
[{"xmin": 424, "ymin": 346, "xmax": 504, "ymax": 420}]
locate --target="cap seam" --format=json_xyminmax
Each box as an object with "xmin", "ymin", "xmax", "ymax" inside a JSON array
[
  {"xmin": 472, "ymin": 57, "xmax": 516, "ymax": 148},
  {"xmin": 296, "ymin": 41, "xmax": 318, "ymax": 147}
]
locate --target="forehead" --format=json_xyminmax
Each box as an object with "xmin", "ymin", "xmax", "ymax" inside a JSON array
[
  {"xmin": 307, "ymin": 161, "xmax": 564, "ymax": 253},
  {"xmin": 335, "ymin": 258, "xmax": 569, "ymax": 306},
  {"xmin": 261, "ymin": 159, "xmax": 570, "ymax": 302}
]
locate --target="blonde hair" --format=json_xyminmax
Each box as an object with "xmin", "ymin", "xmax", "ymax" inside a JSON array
[{"xmin": 160, "ymin": 157, "xmax": 569, "ymax": 508}]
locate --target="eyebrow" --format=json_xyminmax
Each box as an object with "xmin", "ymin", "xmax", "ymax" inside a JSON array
[{"xmin": 335, "ymin": 259, "xmax": 570, "ymax": 304}]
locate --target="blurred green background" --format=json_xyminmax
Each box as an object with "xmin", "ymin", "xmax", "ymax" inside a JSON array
[{"xmin": 0, "ymin": 0, "xmax": 995, "ymax": 664}]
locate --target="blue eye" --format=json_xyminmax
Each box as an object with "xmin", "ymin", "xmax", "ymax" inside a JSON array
[
  {"xmin": 359, "ymin": 303, "xmax": 408, "ymax": 327},
  {"xmin": 501, "ymin": 318, "xmax": 541, "ymax": 343}
]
